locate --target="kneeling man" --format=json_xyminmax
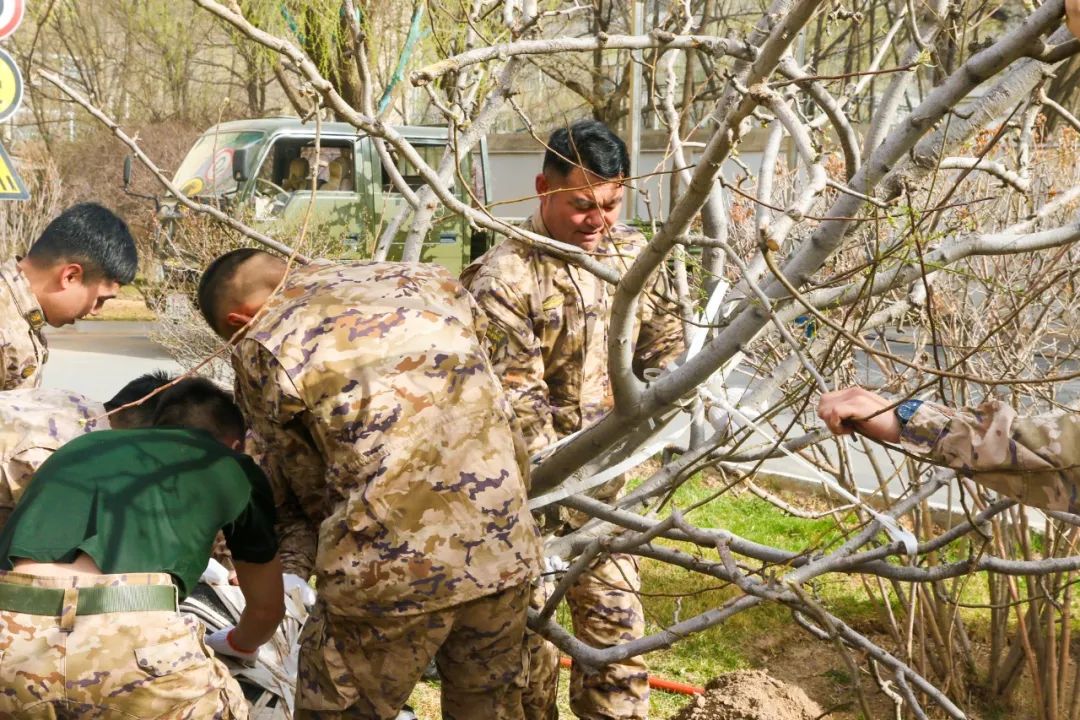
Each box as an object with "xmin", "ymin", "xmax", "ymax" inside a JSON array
[{"xmin": 0, "ymin": 377, "xmax": 285, "ymax": 719}]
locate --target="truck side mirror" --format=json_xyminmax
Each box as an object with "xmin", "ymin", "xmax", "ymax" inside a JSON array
[
  {"xmin": 232, "ymin": 147, "xmax": 249, "ymax": 182},
  {"xmin": 123, "ymin": 155, "xmax": 132, "ymax": 188}
]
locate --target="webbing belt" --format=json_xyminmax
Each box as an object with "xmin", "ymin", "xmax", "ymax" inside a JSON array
[{"xmin": 0, "ymin": 582, "xmax": 177, "ymax": 616}]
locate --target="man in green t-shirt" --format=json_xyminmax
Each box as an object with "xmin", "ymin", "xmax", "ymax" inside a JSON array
[{"xmin": 0, "ymin": 377, "xmax": 284, "ymax": 719}]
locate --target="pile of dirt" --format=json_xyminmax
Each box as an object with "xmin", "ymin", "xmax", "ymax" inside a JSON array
[{"xmin": 673, "ymin": 669, "xmax": 823, "ymax": 720}]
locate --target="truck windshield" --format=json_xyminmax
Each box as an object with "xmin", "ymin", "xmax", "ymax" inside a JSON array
[{"xmin": 173, "ymin": 130, "xmax": 265, "ymax": 197}]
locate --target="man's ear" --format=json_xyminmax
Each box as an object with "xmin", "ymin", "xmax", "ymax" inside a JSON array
[
  {"xmin": 225, "ymin": 311, "xmax": 254, "ymax": 331},
  {"xmin": 57, "ymin": 263, "xmax": 85, "ymax": 289},
  {"xmin": 535, "ymin": 172, "xmax": 549, "ymax": 197}
]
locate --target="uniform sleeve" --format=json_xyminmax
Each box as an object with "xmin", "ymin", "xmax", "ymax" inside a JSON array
[
  {"xmin": 466, "ymin": 272, "xmax": 558, "ymax": 454},
  {"xmin": 0, "ymin": 449, "xmax": 41, "ymax": 532},
  {"xmin": 258, "ymin": 439, "xmax": 322, "ymax": 578},
  {"xmin": 234, "ymin": 342, "xmax": 323, "ymax": 578},
  {"xmin": 633, "ymin": 264, "xmax": 686, "ymax": 374},
  {"xmin": 0, "ymin": 334, "xmax": 29, "ymax": 392},
  {"xmin": 222, "ymin": 456, "xmax": 279, "ymax": 564},
  {"xmin": 901, "ymin": 399, "xmax": 1080, "ymax": 511}
]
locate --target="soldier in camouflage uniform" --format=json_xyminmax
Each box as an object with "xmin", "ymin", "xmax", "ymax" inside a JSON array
[
  {"xmin": 0, "ymin": 203, "xmax": 136, "ymax": 391},
  {"xmin": 198, "ymin": 249, "xmax": 544, "ymax": 719},
  {"xmin": 0, "ymin": 371, "xmax": 173, "ymax": 529},
  {"xmin": 462, "ymin": 120, "xmax": 685, "ymax": 720},
  {"xmin": 819, "ymin": 387, "xmax": 1080, "ymax": 511}
]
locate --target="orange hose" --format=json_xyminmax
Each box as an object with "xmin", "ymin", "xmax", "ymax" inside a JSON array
[{"xmin": 558, "ymin": 657, "xmax": 704, "ymax": 695}]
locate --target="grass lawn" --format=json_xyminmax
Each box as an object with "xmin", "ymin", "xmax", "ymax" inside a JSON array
[
  {"xmin": 405, "ymin": 470, "xmax": 1063, "ymax": 718},
  {"xmin": 406, "ymin": 473, "xmax": 914, "ymax": 718}
]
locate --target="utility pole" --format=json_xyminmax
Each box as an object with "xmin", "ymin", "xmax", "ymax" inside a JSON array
[{"xmin": 626, "ymin": 0, "xmax": 643, "ymax": 222}]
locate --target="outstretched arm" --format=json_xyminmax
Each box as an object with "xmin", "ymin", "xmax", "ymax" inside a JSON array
[
  {"xmin": 817, "ymin": 387, "xmax": 902, "ymax": 443},
  {"xmin": 819, "ymin": 387, "xmax": 1080, "ymax": 511},
  {"xmin": 232, "ymin": 554, "xmax": 286, "ymax": 649}
]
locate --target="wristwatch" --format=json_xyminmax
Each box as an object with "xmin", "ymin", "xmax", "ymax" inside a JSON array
[{"xmin": 894, "ymin": 399, "xmax": 924, "ymax": 426}]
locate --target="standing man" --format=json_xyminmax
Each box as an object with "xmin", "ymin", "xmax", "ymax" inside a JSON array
[
  {"xmin": 818, "ymin": 387, "xmax": 1080, "ymax": 511},
  {"xmin": 0, "ymin": 370, "xmax": 172, "ymax": 529},
  {"xmin": 198, "ymin": 249, "xmax": 544, "ymax": 719},
  {"xmin": 1, "ymin": 202, "xmax": 137, "ymax": 390},
  {"xmin": 462, "ymin": 119, "xmax": 685, "ymax": 720},
  {"xmin": 0, "ymin": 377, "xmax": 284, "ymax": 718}
]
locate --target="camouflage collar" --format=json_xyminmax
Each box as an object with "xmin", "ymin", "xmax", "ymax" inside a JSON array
[
  {"xmin": 527, "ymin": 208, "xmax": 549, "ymax": 239},
  {"xmin": 0, "ymin": 259, "xmax": 46, "ymax": 332}
]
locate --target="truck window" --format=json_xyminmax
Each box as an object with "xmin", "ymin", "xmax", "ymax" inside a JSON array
[
  {"xmin": 300, "ymin": 145, "xmax": 355, "ymax": 191},
  {"xmin": 381, "ymin": 144, "xmax": 451, "ymax": 193},
  {"xmin": 254, "ymin": 138, "xmax": 356, "ymax": 194}
]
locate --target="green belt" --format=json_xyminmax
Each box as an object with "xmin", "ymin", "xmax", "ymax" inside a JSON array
[{"xmin": 0, "ymin": 582, "xmax": 177, "ymax": 616}]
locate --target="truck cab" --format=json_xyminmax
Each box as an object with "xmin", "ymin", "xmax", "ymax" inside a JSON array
[{"xmin": 163, "ymin": 118, "xmax": 491, "ymax": 274}]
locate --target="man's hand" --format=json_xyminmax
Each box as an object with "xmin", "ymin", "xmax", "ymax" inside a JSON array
[
  {"xmin": 283, "ymin": 573, "xmax": 316, "ymax": 607},
  {"xmin": 817, "ymin": 387, "xmax": 902, "ymax": 443},
  {"xmin": 1068, "ymin": 0, "xmax": 1080, "ymax": 40},
  {"xmin": 206, "ymin": 626, "xmax": 259, "ymax": 665}
]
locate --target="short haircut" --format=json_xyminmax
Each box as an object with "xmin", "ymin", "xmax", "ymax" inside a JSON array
[
  {"xmin": 25, "ymin": 203, "xmax": 137, "ymax": 284},
  {"xmin": 543, "ymin": 120, "xmax": 629, "ymax": 181},
  {"xmin": 197, "ymin": 247, "xmax": 268, "ymax": 337},
  {"xmin": 104, "ymin": 369, "xmax": 174, "ymax": 429},
  {"xmin": 152, "ymin": 377, "xmax": 246, "ymax": 441}
]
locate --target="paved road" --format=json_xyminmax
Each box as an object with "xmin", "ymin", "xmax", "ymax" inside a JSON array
[{"xmin": 41, "ymin": 321, "xmax": 183, "ymax": 402}]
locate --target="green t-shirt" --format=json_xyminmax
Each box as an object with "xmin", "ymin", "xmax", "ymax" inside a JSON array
[{"xmin": 0, "ymin": 427, "xmax": 278, "ymax": 598}]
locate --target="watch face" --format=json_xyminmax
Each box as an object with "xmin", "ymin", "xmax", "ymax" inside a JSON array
[{"xmin": 897, "ymin": 400, "xmax": 923, "ymax": 424}]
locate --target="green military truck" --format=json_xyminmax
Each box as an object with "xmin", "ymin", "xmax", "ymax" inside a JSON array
[{"xmin": 157, "ymin": 117, "xmax": 494, "ymax": 275}]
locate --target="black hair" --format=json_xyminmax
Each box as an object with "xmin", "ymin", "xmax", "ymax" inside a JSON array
[
  {"xmin": 542, "ymin": 120, "xmax": 630, "ymax": 181},
  {"xmin": 197, "ymin": 247, "xmax": 267, "ymax": 337},
  {"xmin": 104, "ymin": 369, "xmax": 173, "ymax": 429},
  {"xmin": 25, "ymin": 203, "xmax": 137, "ymax": 284},
  {"xmin": 152, "ymin": 377, "xmax": 246, "ymax": 441}
]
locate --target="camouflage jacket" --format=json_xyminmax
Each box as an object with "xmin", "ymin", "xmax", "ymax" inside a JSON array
[
  {"xmin": 0, "ymin": 260, "xmax": 47, "ymax": 391},
  {"xmin": 231, "ymin": 260, "xmax": 543, "ymax": 617},
  {"xmin": 0, "ymin": 388, "xmax": 105, "ymax": 528},
  {"xmin": 461, "ymin": 212, "xmax": 684, "ymax": 523},
  {"xmin": 901, "ymin": 399, "xmax": 1080, "ymax": 511}
]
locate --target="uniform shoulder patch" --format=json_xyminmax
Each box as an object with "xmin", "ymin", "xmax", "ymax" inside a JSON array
[
  {"xmin": 541, "ymin": 293, "xmax": 564, "ymax": 312},
  {"xmin": 485, "ymin": 323, "xmax": 508, "ymax": 351},
  {"xmin": 24, "ymin": 309, "xmax": 44, "ymax": 330}
]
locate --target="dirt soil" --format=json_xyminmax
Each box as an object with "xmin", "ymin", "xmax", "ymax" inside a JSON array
[{"xmin": 672, "ymin": 670, "xmax": 822, "ymax": 720}]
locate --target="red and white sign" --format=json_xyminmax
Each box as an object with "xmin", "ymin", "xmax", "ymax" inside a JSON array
[{"xmin": 0, "ymin": 0, "xmax": 24, "ymax": 41}]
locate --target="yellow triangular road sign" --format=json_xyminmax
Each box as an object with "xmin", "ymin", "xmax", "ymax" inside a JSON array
[{"xmin": 0, "ymin": 141, "xmax": 28, "ymax": 200}]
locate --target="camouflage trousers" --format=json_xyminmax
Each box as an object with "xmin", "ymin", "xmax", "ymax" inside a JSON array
[
  {"xmin": 0, "ymin": 570, "xmax": 247, "ymax": 719},
  {"xmin": 296, "ymin": 582, "xmax": 530, "ymax": 719},
  {"xmin": 525, "ymin": 554, "xmax": 649, "ymax": 720}
]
